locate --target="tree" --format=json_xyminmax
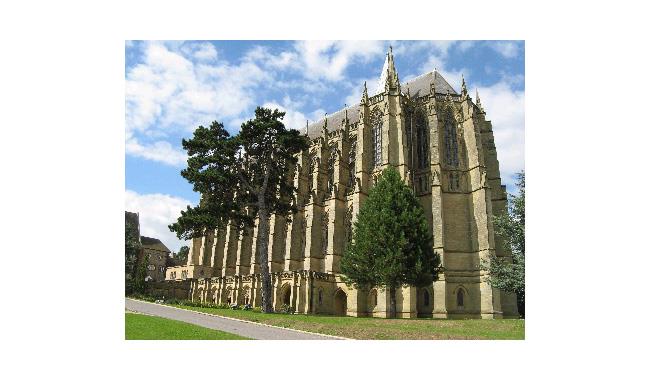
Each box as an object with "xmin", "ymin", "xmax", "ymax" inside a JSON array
[
  {"xmin": 340, "ymin": 167, "xmax": 441, "ymax": 318},
  {"xmin": 125, "ymin": 217, "xmax": 142, "ymax": 295},
  {"xmin": 175, "ymin": 245, "xmax": 189, "ymax": 265},
  {"xmin": 169, "ymin": 107, "xmax": 309, "ymax": 313},
  {"xmin": 482, "ymin": 171, "xmax": 525, "ymax": 317}
]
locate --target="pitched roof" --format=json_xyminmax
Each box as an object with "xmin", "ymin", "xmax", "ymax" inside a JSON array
[
  {"xmin": 141, "ymin": 236, "xmax": 171, "ymax": 253},
  {"xmin": 302, "ymin": 71, "xmax": 456, "ymax": 139}
]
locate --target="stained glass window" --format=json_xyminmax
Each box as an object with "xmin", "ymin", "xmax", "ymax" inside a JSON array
[
  {"xmin": 347, "ymin": 141, "xmax": 356, "ymax": 190},
  {"xmin": 370, "ymin": 109, "xmax": 382, "ymax": 167},
  {"xmin": 416, "ymin": 112, "xmax": 429, "ymax": 169},
  {"xmin": 444, "ymin": 110, "xmax": 459, "ymax": 167}
]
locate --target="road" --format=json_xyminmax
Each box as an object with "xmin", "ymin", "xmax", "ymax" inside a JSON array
[{"xmin": 125, "ymin": 298, "xmax": 341, "ymax": 340}]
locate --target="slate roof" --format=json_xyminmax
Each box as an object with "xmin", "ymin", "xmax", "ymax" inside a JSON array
[
  {"xmin": 141, "ymin": 236, "xmax": 171, "ymax": 253},
  {"xmin": 302, "ymin": 71, "xmax": 457, "ymax": 139}
]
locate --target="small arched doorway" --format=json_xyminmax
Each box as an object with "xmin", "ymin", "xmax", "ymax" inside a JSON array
[
  {"xmin": 281, "ymin": 284, "xmax": 292, "ymax": 306},
  {"xmin": 334, "ymin": 288, "xmax": 347, "ymax": 316},
  {"xmin": 243, "ymin": 286, "xmax": 251, "ymax": 305},
  {"xmin": 225, "ymin": 287, "xmax": 233, "ymax": 304}
]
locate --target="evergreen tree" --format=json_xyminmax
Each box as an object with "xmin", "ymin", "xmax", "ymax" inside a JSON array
[
  {"xmin": 169, "ymin": 107, "xmax": 309, "ymax": 313},
  {"xmin": 125, "ymin": 217, "xmax": 142, "ymax": 295},
  {"xmin": 175, "ymin": 245, "xmax": 189, "ymax": 265},
  {"xmin": 341, "ymin": 167, "xmax": 441, "ymax": 318},
  {"xmin": 482, "ymin": 171, "xmax": 525, "ymax": 317}
]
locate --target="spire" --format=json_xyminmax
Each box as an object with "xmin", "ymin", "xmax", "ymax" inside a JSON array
[
  {"xmin": 373, "ymin": 46, "xmax": 400, "ymax": 95},
  {"xmin": 476, "ymin": 89, "xmax": 484, "ymax": 112},
  {"xmin": 361, "ymin": 81, "xmax": 369, "ymax": 104},
  {"xmin": 461, "ymin": 74, "xmax": 468, "ymax": 99},
  {"xmin": 322, "ymin": 115, "xmax": 328, "ymax": 140},
  {"xmin": 343, "ymin": 107, "xmax": 350, "ymax": 140},
  {"xmin": 305, "ymin": 120, "xmax": 309, "ymax": 137},
  {"xmin": 386, "ymin": 46, "xmax": 400, "ymax": 90}
]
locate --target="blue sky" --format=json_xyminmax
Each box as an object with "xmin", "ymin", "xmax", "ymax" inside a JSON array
[{"xmin": 125, "ymin": 40, "xmax": 525, "ymax": 253}]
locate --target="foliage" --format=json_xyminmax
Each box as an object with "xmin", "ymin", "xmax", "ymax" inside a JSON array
[
  {"xmin": 277, "ymin": 304, "xmax": 295, "ymax": 314},
  {"xmin": 481, "ymin": 171, "xmax": 525, "ymax": 317},
  {"xmin": 132, "ymin": 258, "xmax": 148, "ymax": 295},
  {"xmin": 340, "ymin": 167, "xmax": 441, "ymax": 317},
  {"xmin": 169, "ymin": 107, "xmax": 309, "ymax": 313},
  {"xmin": 174, "ymin": 246, "xmax": 190, "ymax": 265},
  {"xmin": 125, "ymin": 218, "xmax": 142, "ymax": 295}
]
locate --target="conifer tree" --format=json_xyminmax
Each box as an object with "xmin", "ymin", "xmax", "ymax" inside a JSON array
[
  {"xmin": 170, "ymin": 107, "xmax": 308, "ymax": 313},
  {"xmin": 341, "ymin": 167, "xmax": 441, "ymax": 317}
]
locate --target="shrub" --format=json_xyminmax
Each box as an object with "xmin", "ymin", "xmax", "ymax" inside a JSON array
[{"xmin": 277, "ymin": 304, "xmax": 294, "ymax": 314}]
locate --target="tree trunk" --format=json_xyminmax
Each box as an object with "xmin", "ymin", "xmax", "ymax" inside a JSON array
[
  {"xmin": 257, "ymin": 208, "xmax": 274, "ymax": 313},
  {"xmin": 388, "ymin": 286, "xmax": 397, "ymax": 318}
]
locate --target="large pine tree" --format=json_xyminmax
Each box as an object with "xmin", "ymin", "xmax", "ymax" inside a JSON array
[
  {"xmin": 169, "ymin": 107, "xmax": 308, "ymax": 313},
  {"xmin": 341, "ymin": 167, "xmax": 441, "ymax": 317}
]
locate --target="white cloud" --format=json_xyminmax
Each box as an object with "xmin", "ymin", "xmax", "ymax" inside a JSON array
[
  {"xmin": 125, "ymin": 137, "xmax": 187, "ymax": 167},
  {"xmin": 457, "ymin": 40, "xmax": 476, "ymax": 52},
  {"xmin": 490, "ymin": 41, "xmax": 520, "ymax": 59},
  {"xmin": 344, "ymin": 77, "xmax": 373, "ymax": 107},
  {"xmin": 295, "ymin": 40, "xmax": 385, "ymax": 81},
  {"xmin": 475, "ymin": 80, "xmax": 525, "ymax": 188},
  {"xmin": 262, "ymin": 101, "xmax": 308, "ymax": 130},
  {"xmin": 125, "ymin": 41, "xmax": 271, "ymax": 165},
  {"xmin": 191, "ymin": 42, "xmax": 218, "ymax": 61},
  {"xmin": 125, "ymin": 190, "xmax": 194, "ymax": 253}
]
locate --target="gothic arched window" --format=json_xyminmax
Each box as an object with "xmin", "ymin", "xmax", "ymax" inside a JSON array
[
  {"xmin": 347, "ymin": 140, "xmax": 356, "ymax": 190},
  {"xmin": 370, "ymin": 108, "xmax": 383, "ymax": 168},
  {"xmin": 416, "ymin": 111, "xmax": 429, "ymax": 169},
  {"xmin": 327, "ymin": 145, "xmax": 337, "ymax": 195},
  {"xmin": 308, "ymin": 153, "xmax": 317, "ymax": 192},
  {"xmin": 318, "ymin": 288, "xmax": 323, "ymax": 305},
  {"xmin": 444, "ymin": 109, "xmax": 459, "ymax": 168},
  {"xmin": 423, "ymin": 289, "xmax": 430, "ymax": 307},
  {"xmin": 299, "ymin": 213, "xmax": 307, "ymax": 255},
  {"xmin": 321, "ymin": 211, "xmax": 329, "ymax": 255},
  {"xmin": 457, "ymin": 288, "xmax": 465, "ymax": 308},
  {"xmin": 345, "ymin": 205, "xmax": 353, "ymax": 245}
]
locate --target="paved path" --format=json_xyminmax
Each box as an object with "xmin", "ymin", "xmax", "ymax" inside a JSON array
[{"xmin": 125, "ymin": 299, "xmax": 341, "ymax": 340}]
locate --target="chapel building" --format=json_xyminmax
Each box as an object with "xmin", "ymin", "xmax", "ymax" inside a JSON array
[{"xmin": 165, "ymin": 48, "xmax": 519, "ymax": 319}]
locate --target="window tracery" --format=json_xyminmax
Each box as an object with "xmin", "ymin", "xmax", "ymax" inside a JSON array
[
  {"xmin": 444, "ymin": 109, "xmax": 459, "ymax": 168},
  {"xmin": 347, "ymin": 140, "xmax": 356, "ymax": 191},
  {"xmin": 370, "ymin": 108, "xmax": 382, "ymax": 168},
  {"xmin": 416, "ymin": 111, "xmax": 429, "ymax": 169},
  {"xmin": 327, "ymin": 144, "xmax": 337, "ymax": 195},
  {"xmin": 345, "ymin": 205, "xmax": 353, "ymax": 245},
  {"xmin": 321, "ymin": 211, "xmax": 329, "ymax": 255}
]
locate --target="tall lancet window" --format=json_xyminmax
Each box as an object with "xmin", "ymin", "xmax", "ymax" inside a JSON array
[
  {"xmin": 444, "ymin": 109, "xmax": 459, "ymax": 168},
  {"xmin": 327, "ymin": 144, "xmax": 337, "ymax": 196},
  {"xmin": 347, "ymin": 140, "xmax": 356, "ymax": 190},
  {"xmin": 370, "ymin": 108, "xmax": 383, "ymax": 168},
  {"xmin": 416, "ymin": 111, "xmax": 429, "ymax": 169},
  {"xmin": 321, "ymin": 211, "xmax": 329, "ymax": 255}
]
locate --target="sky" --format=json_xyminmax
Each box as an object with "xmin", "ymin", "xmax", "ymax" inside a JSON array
[{"xmin": 125, "ymin": 40, "xmax": 525, "ymax": 253}]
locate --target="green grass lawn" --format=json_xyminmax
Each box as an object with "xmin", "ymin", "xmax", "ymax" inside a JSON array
[
  {"xmin": 172, "ymin": 305, "xmax": 524, "ymax": 340},
  {"xmin": 125, "ymin": 312, "xmax": 250, "ymax": 340}
]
